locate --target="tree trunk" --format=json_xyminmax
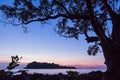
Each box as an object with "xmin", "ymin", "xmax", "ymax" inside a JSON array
[{"xmin": 101, "ymin": 40, "xmax": 120, "ymax": 80}]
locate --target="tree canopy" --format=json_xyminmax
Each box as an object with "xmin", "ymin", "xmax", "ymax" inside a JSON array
[{"xmin": 0, "ymin": 0, "xmax": 120, "ymax": 56}]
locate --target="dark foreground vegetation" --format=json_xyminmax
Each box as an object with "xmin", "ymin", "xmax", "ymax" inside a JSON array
[{"xmin": 0, "ymin": 70, "xmax": 103, "ymax": 80}]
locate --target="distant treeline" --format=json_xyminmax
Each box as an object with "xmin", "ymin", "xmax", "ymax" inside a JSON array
[{"xmin": 25, "ymin": 61, "xmax": 76, "ymax": 69}]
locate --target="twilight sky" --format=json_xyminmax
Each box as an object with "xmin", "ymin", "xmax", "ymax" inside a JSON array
[{"xmin": 0, "ymin": 0, "xmax": 105, "ymax": 69}]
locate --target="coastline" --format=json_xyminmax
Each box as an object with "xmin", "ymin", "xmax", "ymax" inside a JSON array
[{"xmin": 0, "ymin": 70, "xmax": 104, "ymax": 80}]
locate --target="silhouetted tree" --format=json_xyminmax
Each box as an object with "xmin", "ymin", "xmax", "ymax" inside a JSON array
[
  {"xmin": 0, "ymin": 0, "xmax": 120, "ymax": 80},
  {"xmin": 0, "ymin": 55, "xmax": 22, "ymax": 80},
  {"xmin": 7, "ymin": 55, "xmax": 22, "ymax": 70}
]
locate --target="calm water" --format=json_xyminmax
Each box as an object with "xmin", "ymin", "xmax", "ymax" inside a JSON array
[{"xmin": 11, "ymin": 68, "xmax": 106, "ymax": 75}]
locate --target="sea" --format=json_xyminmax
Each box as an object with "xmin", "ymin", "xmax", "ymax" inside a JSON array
[{"xmin": 10, "ymin": 68, "xmax": 106, "ymax": 75}]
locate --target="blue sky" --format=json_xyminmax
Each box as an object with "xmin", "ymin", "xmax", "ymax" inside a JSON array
[
  {"xmin": 0, "ymin": 0, "xmax": 105, "ymax": 69},
  {"xmin": 0, "ymin": 21, "xmax": 105, "ymax": 67}
]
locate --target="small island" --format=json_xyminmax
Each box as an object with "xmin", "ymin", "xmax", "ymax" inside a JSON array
[{"xmin": 24, "ymin": 61, "xmax": 76, "ymax": 69}]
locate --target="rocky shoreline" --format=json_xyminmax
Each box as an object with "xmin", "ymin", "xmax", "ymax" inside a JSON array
[{"xmin": 0, "ymin": 70, "xmax": 103, "ymax": 80}]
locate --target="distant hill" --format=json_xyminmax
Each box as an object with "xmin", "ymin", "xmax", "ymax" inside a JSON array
[{"xmin": 24, "ymin": 61, "xmax": 76, "ymax": 69}]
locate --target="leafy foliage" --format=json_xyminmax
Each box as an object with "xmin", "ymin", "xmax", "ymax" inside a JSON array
[
  {"xmin": 0, "ymin": 55, "xmax": 22, "ymax": 80},
  {"xmin": 87, "ymin": 43, "xmax": 100, "ymax": 56},
  {"xmin": 7, "ymin": 55, "xmax": 22, "ymax": 70},
  {"xmin": 66, "ymin": 71, "xmax": 79, "ymax": 80},
  {"xmin": 0, "ymin": 0, "xmax": 120, "ymax": 56}
]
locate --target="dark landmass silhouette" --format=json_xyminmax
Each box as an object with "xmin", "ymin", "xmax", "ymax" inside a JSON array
[{"xmin": 24, "ymin": 61, "xmax": 76, "ymax": 69}]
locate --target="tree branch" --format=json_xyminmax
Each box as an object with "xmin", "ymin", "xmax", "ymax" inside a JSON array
[
  {"xmin": 0, "ymin": 20, "xmax": 22, "ymax": 26},
  {"xmin": 24, "ymin": 13, "xmax": 89, "ymax": 24},
  {"xmin": 103, "ymin": 0, "xmax": 120, "ymax": 41},
  {"xmin": 102, "ymin": 0, "xmax": 116, "ymax": 18},
  {"xmin": 86, "ymin": 0, "xmax": 108, "ymax": 43},
  {"xmin": 53, "ymin": 0, "xmax": 70, "ymax": 15},
  {"xmin": 84, "ymin": 31, "xmax": 99, "ymax": 43}
]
